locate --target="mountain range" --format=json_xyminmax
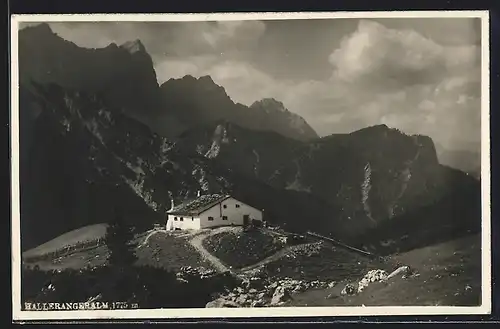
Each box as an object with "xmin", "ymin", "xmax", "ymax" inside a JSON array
[
  {"xmin": 17, "ymin": 23, "xmax": 481, "ymax": 252},
  {"xmin": 18, "ymin": 23, "xmax": 318, "ymax": 142}
]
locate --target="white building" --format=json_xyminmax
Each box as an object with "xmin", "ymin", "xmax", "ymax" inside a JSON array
[{"xmin": 166, "ymin": 193, "xmax": 263, "ymax": 231}]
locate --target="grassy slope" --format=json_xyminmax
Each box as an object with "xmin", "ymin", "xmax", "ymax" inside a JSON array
[
  {"xmin": 288, "ymin": 234, "xmax": 482, "ymax": 307},
  {"xmin": 22, "ymin": 223, "xmax": 108, "ymax": 258},
  {"xmin": 25, "ymin": 246, "xmax": 109, "ymax": 271},
  {"xmin": 26, "ymin": 231, "xmax": 215, "ymax": 272},
  {"xmin": 260, "ymin": 241, "xmax": 388, "ymax": 282},
  {"xmin": 135, "ymin": 233, "xmax": 215, "ymax": 271},
  {"xmin": 202, "ymin": 227, "xmax": 285, "ymax": 269}
]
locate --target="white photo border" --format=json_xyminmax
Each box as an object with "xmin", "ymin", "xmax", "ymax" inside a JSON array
[{"xmin": 10, "ymin": 10, "xmax": 492, "ymax": 321}]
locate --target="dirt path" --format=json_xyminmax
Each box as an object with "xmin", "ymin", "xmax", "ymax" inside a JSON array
[
  {"xmin": 137, "ymin": 229, "xmax": 167, "ymax": 248},
  {"xmin": 239, "ymin": 242, "xmax": 320, "ymax": 273},
  {"xmin": 188, "ymin": 227, "xmax": 239, "ymax": 273}
]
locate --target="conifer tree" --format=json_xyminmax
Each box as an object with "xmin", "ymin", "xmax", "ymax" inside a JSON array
[{"xmin": 105, "ymin": 206, "xmax": 138, "ymax": 270}]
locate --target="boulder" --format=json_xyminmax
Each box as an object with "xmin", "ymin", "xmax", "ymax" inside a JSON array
[
  {"xmin": 341, "ymin": 283, "xmax": 356, "ymax": 296},
  {"xmin": 270, "ymin": 286, "xmax": 292, "ymax": 305},
  {"xmin": 357, "ymin": 269, "xmax": 388, "ymax": 293},
  {"xmin": 206, "ymin": 298, "xmax": 240, "ymax": 308},
  {"xmin": 236, "ymin": 294, "xmax": 249, "ymax": 305},
  {"xmin": 251, "ymin": 300, "xmax": 265, "ymax": 307},
  {"xmin": 387, "ymin": 266, "xmax": 411, "ymax": 280}
]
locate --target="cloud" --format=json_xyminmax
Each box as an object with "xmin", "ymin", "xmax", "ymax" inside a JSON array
[
  {"xmin": 328, "ymin": 20, "xmax": 480, "ymax": 90},
  {"xmin": 372, "ymin": 17, "xmax": 481, "ymax": 46},
  {"xmin": 47, "ymin": 20, "xmax": 266, "ymax": 61},
  {"xmin": 200, "ymin": 21, "xmax": 266, "ymax": 50}
]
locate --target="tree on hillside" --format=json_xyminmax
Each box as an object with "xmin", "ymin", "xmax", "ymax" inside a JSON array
[{"xmin": 105, "ymin": 206, "xmax": 138, "ymax": 270}]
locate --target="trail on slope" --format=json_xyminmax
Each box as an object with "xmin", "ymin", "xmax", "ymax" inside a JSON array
[
  {"xmin": 186, "ymin": 227, "xmax": 321, "ymax": 277},
  {"xmin": 188, "ymin": 227, "xmax": 239, "ymax": 273},
  {"xmin": 137, "ymin": 229, "xmax": 166, "ymax": 248}
]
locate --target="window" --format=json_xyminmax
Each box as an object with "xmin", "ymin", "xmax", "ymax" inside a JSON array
[
  {"xmin": 235, "ymin": 204, "xmax": 240, "ymax": 208},
  {"xmin": 180, "ymin": 217, "xmax": 184, "ymax": 222},
  {"xmin": 222, "ymin": 216, "xmax": 228, "ymax": 221},
  {"xmin": 223, "ymin": 204, "xmax": 227, "ymax": 209},
  {"xmin": 208, "ymin": 216, "xmax": 214, "ymax": 221},
  {"xmin": 192, "ymin": 217, "xmax": 194, "ymax": 221},
  {"xmin": 174, "ymin": 217, "xmax": 178, "ymax": 221}
]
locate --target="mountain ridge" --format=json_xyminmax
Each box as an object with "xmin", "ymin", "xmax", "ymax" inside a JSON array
[
  {"xmin": 18, "ymin": 23, "xmax": 319, "ymax": 142},
  {"xmin": 173, "ymin": 118, "xmax": 480, "ymax": 237},
  {"xmin": 159, "ymin": 74, "xmax": 319, "ymax": 141}
]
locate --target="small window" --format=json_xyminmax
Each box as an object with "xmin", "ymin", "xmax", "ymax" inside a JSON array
[
  {"xmin": 235, "ymin": 204, "xmax": 240, "ymax": 208},
  {"xmin": 192, "ymin": 217, "xmax": 194, "ymax": 221},
  {"xmin": 208, "ymin": 216, "xmax": 214, "ymax": 221},
  {"xmin": 180, "ymin": 217, "xmax": 184, "ymax": 221},
  {"xmin": 174, "ymin": 217, "xmax": 178, "ymax": 221},
  {"xmin": 222, "ymin": 216, "xmax": 228, "ymax": 220},
  {"xmin": 223, "ymin": 205, "xmax": 227, "ymax": 209}
]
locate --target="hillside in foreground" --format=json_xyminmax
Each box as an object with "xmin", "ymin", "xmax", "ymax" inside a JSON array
[
  {"xmin": 287, "ymin": 234, "xmax": 481, "ymax": 307},
  {"xmin": 22, "ymin": 223, "xmax": 482, "ymax": 308}
]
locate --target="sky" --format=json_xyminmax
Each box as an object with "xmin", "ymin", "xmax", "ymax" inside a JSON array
[{"xmin": 29, "ymin": 17, "xmax": 482, "ymax": 151}]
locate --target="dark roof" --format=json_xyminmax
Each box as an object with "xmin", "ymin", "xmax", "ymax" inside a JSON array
[{"xmin": 167, "ymin": 194, "xmax": 231, "ymax": 216}]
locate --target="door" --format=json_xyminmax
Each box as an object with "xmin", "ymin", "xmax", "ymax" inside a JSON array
[{"xmin": 243, "ymin": 215, "xmax": 250, "ymax": 226}]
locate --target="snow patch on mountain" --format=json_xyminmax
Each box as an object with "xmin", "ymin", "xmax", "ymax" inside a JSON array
[
  {"xmin": 192, "ymin": 164, "xmax": 210, "ymax": 191},
  {"xmin": 361, "ymin": 162, "xmax": 375, "ymax": 223},
  {"xmin": 285, "ymin": 159, "xmax": 311, "ymax": 193},
  {"xmin": 205, "ymin": 141, "xmax": 221, "ymax": 159},
  {"xmin": 122, "ymin": 176, "xmax": 160, "ymax": 211},
  {"xmin": 83, "ymin": 118, "xmax": 105, "ymax": 145}
]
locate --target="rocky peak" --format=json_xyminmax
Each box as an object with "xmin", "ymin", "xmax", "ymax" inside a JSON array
[
  {"xmin": 198, "ymin": 75, "xmax": 216, "ymax": 84},
  {"xmin": 20, "ymin": 22, "xmax": 54, "ymax": 35},
  {"xmin": 19, "ymin": 25, "xmax": 162, "ymax": 126},
  {"xmin": 251, "ymin": 98, "xmax": 288, "ymax": 113},
  {"xmin": 165, "ymin": 75, "xmax": 225, "ymax": 93},
  {"xmin": 351, "ymin": 124, "xmax": 391, "ymax": 134},
  {"xmin": 120, "ymin": 39, "xmax": 147, "ymax": 54}
]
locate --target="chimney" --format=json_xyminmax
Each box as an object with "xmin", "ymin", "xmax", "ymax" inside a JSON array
[
  {"xmin": 197, "ymin": 190, "xmax": 201, "ymax": 197},
  {"xmin": 168, "ymin": 191, "xmax": 174, "ymax": 211}
]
